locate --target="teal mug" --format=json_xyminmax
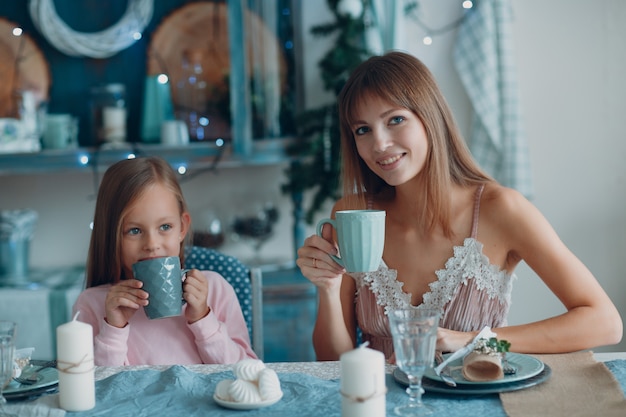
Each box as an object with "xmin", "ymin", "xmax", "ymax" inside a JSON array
[
  {"xmin": 316, "ymin": 210, "xmax": 385, "ymax": 273},
  {"xmin": 42, "ymin": 114, "xmax": 78, "ymax": 149},
  {"xmin": 132, "ymin": 256, "xmax": 189, "ymax": 319}
]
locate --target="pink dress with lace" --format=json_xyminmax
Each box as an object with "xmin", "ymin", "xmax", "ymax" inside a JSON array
[{"xmin": 351, "ymin": 185, "xmax": 515, "ymax": 359}]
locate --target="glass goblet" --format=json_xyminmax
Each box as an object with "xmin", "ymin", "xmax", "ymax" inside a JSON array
[
  {"xmin": 0, "ymin": 321, "xmax": 17, "ymax": 405},
  {"xmin": 389, "ymin": 308, "xmax": 440, "ymax": 416}
]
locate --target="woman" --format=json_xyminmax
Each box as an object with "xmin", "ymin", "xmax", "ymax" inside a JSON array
[{"xmin": 297, "ymin": 51, "xmax": 622, "ymax": 361}]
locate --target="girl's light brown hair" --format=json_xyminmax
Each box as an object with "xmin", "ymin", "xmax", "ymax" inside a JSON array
[
  {"xmin": 337, "ymin": 51, "xmax": 492, "ymax": 236},
  {"xmin": 85, "ymin": 156, "xmax": 189, "ymax": 288}
]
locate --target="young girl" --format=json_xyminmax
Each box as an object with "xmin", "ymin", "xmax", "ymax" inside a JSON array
[
  {"xmin": 297, "ymin": 51, "xmax": 622, "ymax": 361},
  {"xmin": 73, "ymin": 156, "xmax": 257, "ymax": 365}
]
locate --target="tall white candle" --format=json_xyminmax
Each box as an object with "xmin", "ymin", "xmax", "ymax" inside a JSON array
[
  {"xmin": 102, "ymin": 106, "xmax": 126, "ymax": 142},
  {"xmin": 56, "ymin": 312, "xmax": 95, "ymax": 411},
  {"xmin": 340, "ymin": 344, "xmax": 386, "ymax": 417}
]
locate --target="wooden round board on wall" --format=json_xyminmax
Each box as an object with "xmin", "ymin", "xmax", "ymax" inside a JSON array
[
  {"xmin": 0, "ymin": 17, "xmax": 50, "ymax": 118},
  {"xmin": 146, "ymin": 1, "xmax": 287, "ymax": 108}
]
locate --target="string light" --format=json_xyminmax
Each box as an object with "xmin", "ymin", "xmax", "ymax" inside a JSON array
[{"xmin": 407, "ymin": 0, "xmax": 473, "ymax": 46}]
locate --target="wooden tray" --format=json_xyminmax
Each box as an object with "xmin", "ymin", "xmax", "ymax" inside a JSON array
[
  {"xmin": 146, "ymin": 2, "xmax": 287, "ymax": 107},
  {"xmin": 0, "ymin": 17, "xmax": 50, "ymax": 118}
]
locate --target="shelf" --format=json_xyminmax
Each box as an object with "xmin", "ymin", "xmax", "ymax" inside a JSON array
[{"xmin": 0, "ymin": 138, "xmax": 297, "ymax": 176}]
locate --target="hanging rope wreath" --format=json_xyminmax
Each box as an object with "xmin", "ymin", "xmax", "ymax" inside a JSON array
[{"xmin": 28, "ymin": 0, "xmax": 153, "ymax": 59}]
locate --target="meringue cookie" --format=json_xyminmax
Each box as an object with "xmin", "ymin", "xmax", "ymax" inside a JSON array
[
  {"xmin": 228, "ymin": 379, "xmax": 262, "ymax": 403},
  {"xmin": 233, "ymin": 358, "xmax": 266, "ymax": 382},
  {"xmin": 258, "ymin": 368, "xmax": 282, "ymax": 400},
  {"xmin": 214, "ymin": 379, "xmax": 234, "ymax": 401}
]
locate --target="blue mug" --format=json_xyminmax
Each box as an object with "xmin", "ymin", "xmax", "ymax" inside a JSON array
[
  {"xmin": 316, "ymin": 210, "xmax": 385, "ymax": 273},
  {"xmin": 132, "ymin": 256, "xmax": 189, "ymax": 319}
]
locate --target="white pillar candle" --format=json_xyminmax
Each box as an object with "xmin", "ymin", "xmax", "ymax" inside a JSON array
[
  {"xmin": 56, "ymin": 312, "xmax": 95, "ymax": 411},
  {"xmin": 340, "ymin": 344, "xmax": 386, "ymax": 417},
  {"xmin": 102, "ymin": 106, "xmax": 126, "ymax": 142}
]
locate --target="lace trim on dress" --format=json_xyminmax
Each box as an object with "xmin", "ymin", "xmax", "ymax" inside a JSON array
[
  {"xmin": 352, "ymin": 237, "xmax": 513, "ymax": 316},
  {"xmin": 423, "ymin": 237, "xmax": 513, "ymax": 311},
  {"xmin": 352, "ymin": 265, "xmax": 411, "ymax": 316}
]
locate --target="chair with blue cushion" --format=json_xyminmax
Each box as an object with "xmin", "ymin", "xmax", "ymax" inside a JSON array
[{"xmin": 184, "ymin": 246, "xmax": 264, "ymax": 359}]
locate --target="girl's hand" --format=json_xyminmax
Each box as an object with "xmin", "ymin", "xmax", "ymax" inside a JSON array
[
  {"xmin": 104, "ymin": 279, "xmax": 148, "ymax": 328},
  {"xmin": 296, "ymin": 226, "xmax": 346, "ymax": 292},
  {"xmin": 183, "ymin": 269, "xmax": 210, "ymax": 323}
]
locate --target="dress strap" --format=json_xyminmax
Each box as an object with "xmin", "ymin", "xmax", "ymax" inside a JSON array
[{"xmin": 470, "ymin": 184, "xmax": 486, "ymax": 239}]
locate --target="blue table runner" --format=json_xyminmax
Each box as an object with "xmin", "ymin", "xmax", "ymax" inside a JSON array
[{"xmin": 69, "ymin": 360, "xmax": 626, "ymax": 417}]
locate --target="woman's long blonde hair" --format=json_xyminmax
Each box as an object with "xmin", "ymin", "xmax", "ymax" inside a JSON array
[
  {"xmin": 85, "ymin": 157, "xmax": 189, "ymax": 288},
  {"xmin": 337, "ymin": 51, "xmax": 492, "ymax": 237}
]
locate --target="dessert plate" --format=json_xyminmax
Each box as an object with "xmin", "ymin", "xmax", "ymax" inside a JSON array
[
  {"xmin": 424, "ymin": 352, "xmax": 544, "ymax": 385},
  {"xmin": 213, "ymin": 393, "xmax": 283, "ymax": 410},
  {"xmin": 394, "ymin": 364, "xmax": 552, "ymax": 395}
]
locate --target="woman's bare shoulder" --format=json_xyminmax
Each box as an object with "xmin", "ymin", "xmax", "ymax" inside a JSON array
[
  {"xmin": 480, "ymin": 183, "xmax": 532, "ymax": 215},
  {"xmin": 476, "ymin": 183, "xmax": 554, "ymax": 266},
  {"xmin": 479, "ymin": 182, "xmax": 548, "ymax": 236}
]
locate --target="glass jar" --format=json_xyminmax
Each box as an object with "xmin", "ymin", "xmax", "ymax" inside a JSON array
[
  {"xmin": 90, "ymin": 83, "xmax": 127, "ymax": 145},
  {"xmin": 174, "ymin": 49, "xmax": 230, "ymax": 142}
]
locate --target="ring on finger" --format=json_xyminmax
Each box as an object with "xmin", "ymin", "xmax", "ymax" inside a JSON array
[{"xmin": 313, "ymin": 258, "xmax": 317, "ymax": 268}]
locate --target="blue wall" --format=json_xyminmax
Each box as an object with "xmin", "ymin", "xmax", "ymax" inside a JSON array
[{"xmin": 0, "ymin": 0, "xmax": 204, "ymax": 146}]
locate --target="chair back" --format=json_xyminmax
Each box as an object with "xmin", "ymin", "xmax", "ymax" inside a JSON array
[{"xmin": 184, "ymin": 246, "xmax": 264, "ymax": 359}]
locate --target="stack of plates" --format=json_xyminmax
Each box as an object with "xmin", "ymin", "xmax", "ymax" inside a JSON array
[
  {"xmin": 394, "ymin": 353, "xmax": 551, "ymax": 395},
  {"xmin": 4, "ymin": 359, "xmax": 59, "ymax": 401}
]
